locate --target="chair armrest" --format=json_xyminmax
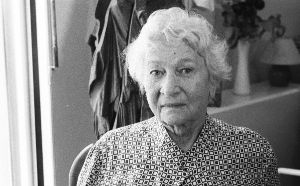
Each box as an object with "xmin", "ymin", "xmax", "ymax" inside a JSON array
[
  {"xmin": 69, "ymin": 143, "xmax": 94, "ymax": 186},
  {"xmin": 278, "ymin": 167, "xmax": 300, "ymax": 177}
]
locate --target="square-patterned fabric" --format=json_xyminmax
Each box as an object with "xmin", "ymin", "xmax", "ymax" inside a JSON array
[{"xmin": 77, "ymin": 115, "xmax": 279, "ymax": 186}]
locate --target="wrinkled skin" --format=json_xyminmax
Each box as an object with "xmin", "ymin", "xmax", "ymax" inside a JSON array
[{"xmin": 143, "ymin": 42, "xmax": 209, "ymax": 149}]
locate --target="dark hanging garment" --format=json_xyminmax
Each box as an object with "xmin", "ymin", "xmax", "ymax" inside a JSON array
[{"xmin": 89, "ymin": 0, "xmax": 184, "ymax": 139}]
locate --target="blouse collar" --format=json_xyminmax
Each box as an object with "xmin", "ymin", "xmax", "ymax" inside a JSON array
[{"xmin": 151, "ymin": 114, "xmax": 214, "ymax": 159}]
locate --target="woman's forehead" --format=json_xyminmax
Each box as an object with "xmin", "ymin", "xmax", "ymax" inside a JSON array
[{"xmin": 144, "ymin": 42, "xmax": 203, "ymax": 65}]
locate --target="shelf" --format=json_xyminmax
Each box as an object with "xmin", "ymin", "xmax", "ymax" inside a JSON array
[{"xmin": 207, "ymin": 81, "xmax": 300, "ymax": 115}]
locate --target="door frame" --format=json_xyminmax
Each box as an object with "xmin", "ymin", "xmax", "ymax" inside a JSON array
[{"xmin": 1, "ymin": 0, "xmax": 56, "ymax": 185}]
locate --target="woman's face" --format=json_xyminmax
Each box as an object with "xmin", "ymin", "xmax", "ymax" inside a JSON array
[{"xmin": 143, "ymin": 42, "xmax": 210, "ymax": 127}]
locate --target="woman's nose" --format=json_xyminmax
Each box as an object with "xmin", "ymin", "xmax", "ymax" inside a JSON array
[{"xmin": 160, "ymin": 73, "xmax": 180, "ymax": 96}]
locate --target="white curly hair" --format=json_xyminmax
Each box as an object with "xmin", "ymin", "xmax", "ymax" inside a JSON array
[{"xmin": 125, "ymin": 7, "xmax": 231, "ymax": 97}]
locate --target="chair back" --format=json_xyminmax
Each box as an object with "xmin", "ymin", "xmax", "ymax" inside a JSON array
[{"xmin": 69, "ymin": 143, "xmax": 93, "ymax": 186}]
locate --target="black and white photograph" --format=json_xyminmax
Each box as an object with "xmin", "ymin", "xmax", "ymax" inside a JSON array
[{"xmin": 1, "ymin": 0, "xmax": 300, "ymax": 185}]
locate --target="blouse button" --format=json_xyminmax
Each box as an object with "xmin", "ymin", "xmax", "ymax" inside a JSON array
[
  {"xmin": 182, "ymin": 167, "xmax": 189, "ymax": 172},
  {"xmin": 179, "ymin": 166, "xmax": 189, "ymax": 173}
]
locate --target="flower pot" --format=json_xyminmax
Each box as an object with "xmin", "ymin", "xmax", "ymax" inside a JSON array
[{"xmin": 233, "ymin": 40, "xmax": 251, "ymax": 95}]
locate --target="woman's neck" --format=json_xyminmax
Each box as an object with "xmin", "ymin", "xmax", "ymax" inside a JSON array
[{"xmin": 164, "ymin": 116, "xmax": 206, "ymax": 152}]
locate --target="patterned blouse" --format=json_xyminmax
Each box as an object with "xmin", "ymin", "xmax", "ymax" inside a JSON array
[{"xmin": 77, "ymin": 115, "xmax": 280, "ymax": 186}]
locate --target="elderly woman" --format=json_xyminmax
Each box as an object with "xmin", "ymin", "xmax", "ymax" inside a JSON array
[{"xmin": 78, "ymin": 7, "xmax": 279, "ymax": 185}]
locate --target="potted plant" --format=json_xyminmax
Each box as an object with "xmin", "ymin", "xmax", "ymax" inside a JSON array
[
  {"xmin": 219, "ymin": 0, "xmax": 266, "ymax": 95},
  {"xmin": 221, "ymin": 0, "xmax": 266, "ymax": 47}
]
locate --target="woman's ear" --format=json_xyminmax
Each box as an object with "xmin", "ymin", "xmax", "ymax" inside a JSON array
[
  {"xmin": 139, "ymin": 82, "xmax": 146, "ymax": 95},
  {"xmin": 140, "ymin": 86, "xmax": 146, "ymax": 95},
  {"xmin": 208, "ymin": 80, "xmax": 217, "ymax": 100},
  {"xmin": 139, "ymin": 72, "xmax": 148, "ymax": 95}
]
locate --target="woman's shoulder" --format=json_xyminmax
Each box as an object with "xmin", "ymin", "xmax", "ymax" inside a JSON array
[
  {"xmin": 207, "ymin": 116, "xmax": 277, "ymax": 160},
  {"xmin": 95, "ymin": 116, "xmax": 158, "ymax": 146},
  {"xmin": 208, "ymin": 116, "xmax": 273, "ymax": 148},
  {"xmin": 207, "ymin": 116, "xmax": 279, "ymax": 184},
  {"xmin": 210, "ymin": 116, "xmax": 258, "ymax": 135}
]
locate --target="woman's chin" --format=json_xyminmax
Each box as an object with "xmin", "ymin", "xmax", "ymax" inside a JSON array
[{"xmin": 159, "ymin": 113, "xmax": 187, "ymax": 126}]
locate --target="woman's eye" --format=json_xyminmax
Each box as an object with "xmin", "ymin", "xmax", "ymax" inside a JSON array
[
  {"xmin": 179, "ymin": 68, "xmax": 193, "ymax": 75},
  {"xmin": 150, "ymin": 70, "xmax": 163, "ymax": 77}
]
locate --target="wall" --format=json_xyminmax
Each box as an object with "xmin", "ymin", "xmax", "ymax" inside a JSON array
[
  {"xmin": 261, "ymin": 0, "xmax": 300, "ymax": 38},
  {"xmin": 52, "ymin": 1, "xmax": 96, "ymax": 186},
  {"xmin": 51, "ymin": 0, "xmax": 300, "ymax": 185}
]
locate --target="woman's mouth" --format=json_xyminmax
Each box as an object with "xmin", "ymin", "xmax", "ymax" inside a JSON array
[{"xmin": 161, "ymin": 103, "xmax": 185, "ymax": 108}]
